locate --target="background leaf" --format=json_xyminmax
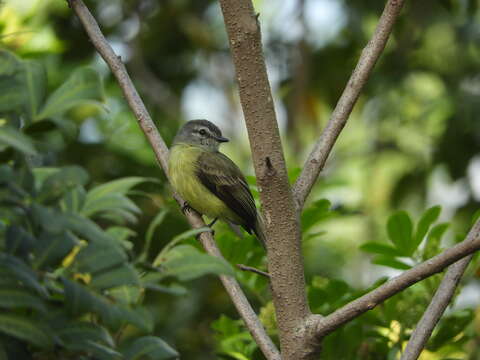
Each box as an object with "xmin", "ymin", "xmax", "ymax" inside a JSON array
[
  {"xmin": 0, "ymin": 126, "xmax": 36, "ymax": 155},
  {"xmin": 122, "ymin": 336, "xmax": 179, "ymax": 360},
  {"xmin": 159, "ymin": 245, "xmax": 235, "ymax": 281},
  {"xmin": 414, "ymin": 205, "xmax": 441, "ymax": 249},
  {"xmin": 0, "ymin": 314, "xmax": 52, "ymax": 348},
  {"xmin": 37, "ymin": 67, "xmax": 104, "ymax": 120},
  {"xmin": 387, "ymin": 211, "xmax": 414, "ymax": 256}
]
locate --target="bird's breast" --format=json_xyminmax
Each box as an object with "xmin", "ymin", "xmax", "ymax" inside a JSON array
[{"xmin": 168, "ymin": 144, "xmax": 235, "ymax": 220}]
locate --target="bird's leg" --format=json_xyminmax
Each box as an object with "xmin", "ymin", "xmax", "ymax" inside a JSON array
[
  {"xmin": 207, "ymin": 218, "xmax": 218, "ymax": 227},
  {"xmin": 205, "ymin": 218, "xmax": 218, "ymax": 237},
  {"xmin": 195, "ymin": 218, "xmax": 218, "ymax": 241}
]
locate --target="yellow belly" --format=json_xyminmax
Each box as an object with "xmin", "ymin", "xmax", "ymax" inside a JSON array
[{"xmin": 168, "ymin": 144, "xmax": 239, "ymax": 222}]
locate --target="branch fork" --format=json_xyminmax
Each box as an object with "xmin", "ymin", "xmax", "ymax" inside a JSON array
[{"xmin": 69, "ymin": 0, "xmax": 480, "ymax": 359}]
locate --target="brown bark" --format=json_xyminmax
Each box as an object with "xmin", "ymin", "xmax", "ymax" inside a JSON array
[{"xmin": 219, "ymin": 1, "xmax": 311, "ymax": 358}]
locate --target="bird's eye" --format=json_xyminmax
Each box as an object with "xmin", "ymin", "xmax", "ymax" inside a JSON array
[{"xmin": 199, "ymin": 129, "xmax": 206, "ymax": 136}]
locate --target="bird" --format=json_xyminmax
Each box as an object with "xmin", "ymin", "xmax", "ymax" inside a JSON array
[{"xmin": 168, "ymin": 119, "xmax": 265, "ymax": 247}]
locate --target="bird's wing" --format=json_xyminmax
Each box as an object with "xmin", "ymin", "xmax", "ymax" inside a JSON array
[{"xmin": 195, "ymin": 151, "xmax": 257, "ymax": 232}]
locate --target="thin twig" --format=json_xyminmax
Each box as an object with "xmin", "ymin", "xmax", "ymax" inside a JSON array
[
  {"xmin": 292, "ymin": 0, "xmax": 405, "ymax": 211},
  {"xmin": 310, "ymin": 220, "xmax": 480, "ymax": 340},
  {"xmin": 237, "ymin": 264, "xmax": 271, "ymax": 278},
  {"xmin": 68, "ymin": 2, "xmax": 280, "ymax": 359},
  {"xmin": 400, "ymin": 256, "xmax": 473, "ymax": 360}
]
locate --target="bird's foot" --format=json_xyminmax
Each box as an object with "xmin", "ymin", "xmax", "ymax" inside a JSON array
[{"xmin": 181, "ymin": 202, "xmax": 193, "ymax": 214}]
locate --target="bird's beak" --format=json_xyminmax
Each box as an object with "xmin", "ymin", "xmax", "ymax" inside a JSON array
[{"xmin": 215, "ymin": 136, "xmax": 229, "ymax": 143}]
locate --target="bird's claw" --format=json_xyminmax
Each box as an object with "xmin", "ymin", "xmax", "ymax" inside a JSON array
[{"xmin": 181, "ymin": 202, "xmax": 193, "ymax": 214}]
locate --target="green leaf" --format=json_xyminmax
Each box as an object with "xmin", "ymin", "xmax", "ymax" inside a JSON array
[
  {"xmin": 5, "ymin": 225, "xmax": 35, "ymax": 258},
  {"xmin": 140, "ymin": 209, "xmax": 169, "ymax": 261},
  {"xmin": 81, "ymin": 193, "xmax": 140, "ymax": 218},
  {"xmin": 0, "ymin": 126, "xmax": 36, "ymax": 155},
  {"xmin": 106, "ymin": 226, "xmax": 136, "ymax": 250},
  {"xmin": 0, "ymin": 50, "xmax": 25, "ymax": 112},
  {"xmin": 91, "ymin": 264, "xmax": 140, "ymax": 290},
  {"xmin": 414, "ymin": 206, "xmax": 441, "ymax": 249},
  {"xmin": 81, "ymin": 340, "xmax": 123, "ymax": 360},
  {"xmin": 38, "ymin": 166, "xmax": 89, "ymax": 201},
  {"xmin": 423, "ymin": 223, "xmax": 450, "ymax": 260},
  {"xmin": 122, "ymin": 336, "xmax": 179, "ymax": 360},
  {"xmin": 0, "ymin": 314, "xmax": 52, "ymax": 348},
  {"xmin": 360, "ymin": 242, "xmax": 403, "ymax": 257},
  {"xmin": 0, "ymin": 254, "xmax": 48, "ymax": 297},
  {"xmin": 372, "ymin": 256, "xmax": 412, "ymax": 270},
  {"xmin": 86, "ymin": 176, "xmax": 153, "ymax": 200},
  {"xmin": 107, "ymin": 226, "xmax": 137, "ymax": 243},
  {"xmin": 31, "ymin": 204, "xmax": 65, "ymax": 233},
  {"xmin": 107, "ymin": 285, "xmax": 142, "ymax": 305},
  {"xmin": 62, "ymin": 278, "xmax": 116, "ymax": 323},
  {"xmin": 21, "ymin": 59, "xmax": 46, "ymax": 122},
  {"xmin": 159, "ymin": 245, "xmax": 235, "ymax": 281},
  {"xmin": 153, "ymin": 227, "xmax": 210, "ymax": 266},
  {"xmin": 32, "ymin": 231, "xmax": 76, "ymax": 269},
  {"xmin": 61, "ymin": 212, "xmax": 119, "ymax": 244},
  {"xmin": 114, "ymin": 306, "xmax": 154, "ymax": 332},
  {"xmin": 387, "ymin": 211, "xmax": 413, "ymax": 256},
  {"xmin": 141, "ymin": 282, "xmax": 187, "ymax": 296},
  {"xmin": 62, "ymin": 278, "xmax": 150, "ymax": 331},
  {"xmin": 60, "ymin": 185, "xmax": 87, "ymax": 213},
  {"xmin": 37, "ymin": 67, "xmax": 105, "ymax": 120},
  {"xmin": 212, "ymin": 315, "xmax": 256, "ymax": 358},
  {"xmin": 57, "ymin": 322, "xmax": 115, "ymax": 349},
  {"xmin": 0, "ymin": 288, "xmax": 47, "ymax": 312},
  {"xmin": 301, "ymin": 199, "xmax": 332, "ymax": 232},
  {"xmin": 75, "ymin": 240, "xmax": 127, "ymax": 274},
  {"xmin": 0, "ymin": 49, "xmax": 20, "ymax": 76}
]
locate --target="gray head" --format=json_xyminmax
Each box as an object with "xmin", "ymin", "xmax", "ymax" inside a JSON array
[{"xmin": 173, "ymin": 119, "xmax": 229, "ymax": 151}]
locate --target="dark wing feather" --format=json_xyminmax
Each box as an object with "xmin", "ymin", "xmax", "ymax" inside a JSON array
[{"xmin": 196, "ymin": 151, "xmax": 257, "ymax": 233}]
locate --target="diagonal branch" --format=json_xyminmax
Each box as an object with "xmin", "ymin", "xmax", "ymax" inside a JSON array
[
  {"xmin": 67, "ymin": 1, "xmax": 280, "ymax": 359},
  {"xmin": 308, "ymin": 220, "xmax": 480, "ymax": 341},
  {"xmin": 219, "ymin": 0, "xmax": 310, "ymax": 358},
  {"xmin": 400, "ymin": 255, "xmax": 474, "ymax": 360},
  {"xmin": 292, "ymin": 0, "xmax": 405, "ymax": 210}
]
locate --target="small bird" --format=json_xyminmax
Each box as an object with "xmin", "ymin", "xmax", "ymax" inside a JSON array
[{"xmin": 168, "ymin": 119, "xmax": 265, "ymax": 246}]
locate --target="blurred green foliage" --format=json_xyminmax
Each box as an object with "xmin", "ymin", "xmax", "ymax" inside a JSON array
[{"xmin": 1, "ymin": 0, "xmax": 480, "ymax": 359}]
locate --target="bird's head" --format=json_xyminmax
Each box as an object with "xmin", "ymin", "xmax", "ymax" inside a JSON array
[{"xmin": 173, "ymin": 119, "xmax": 229, "ymax": 151}]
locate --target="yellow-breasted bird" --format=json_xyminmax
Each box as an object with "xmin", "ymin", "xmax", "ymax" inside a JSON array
[{"xmin": 168, "ymin": 119, "xmax": 265, "ymax": 246}]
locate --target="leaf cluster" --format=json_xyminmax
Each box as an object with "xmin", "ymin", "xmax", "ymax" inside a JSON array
[{"xmin": 0, "ymin": 50, "xmax": 234, "ymax": 360}]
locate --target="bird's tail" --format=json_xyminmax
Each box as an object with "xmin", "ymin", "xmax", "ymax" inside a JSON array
[{"xmin": 253, "ymin": 212, "xmax": 267, "ymax": 249}]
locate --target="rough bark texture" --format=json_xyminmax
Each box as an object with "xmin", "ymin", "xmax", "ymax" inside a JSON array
[
  {"xmin": 310, "ymin": 220, "xmax": 480, "ymax": 340},
  {"xmin": 292, "ymin": 0, "xmax": 405, "ymax": 211},
  {"xmin": 400, "ymin": 256, "xmax": 473, "ymax": 360},
  {"xmin": 68, "ymin": 1, "xmax": 280, "ymax": 359},
  {"xmin": 219, "ymin": 1, "xmax": 311, "ymax": 358}
]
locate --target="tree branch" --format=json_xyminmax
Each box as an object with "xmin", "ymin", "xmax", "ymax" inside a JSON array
[
  {"xmin": 309, "ymin": 220, "xmax": 480, "ymax": 341},
  {"xmin": 237, "ymin": 264, "xmax": 271, "ymax": 278},
  {"xmin": 219, "ymin": 0, "xmax": 311, "ymax": 358},
  {"xmin": 400, "ymin": 256, "xmax": 473, "ymax": 360},
  {"xmin": 292, "ymin": 0, "xmax": 405, "ymax": 210},
  {"xmin": 67, "ymin": 1, "xmax": 280, "ymax": 359}
]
